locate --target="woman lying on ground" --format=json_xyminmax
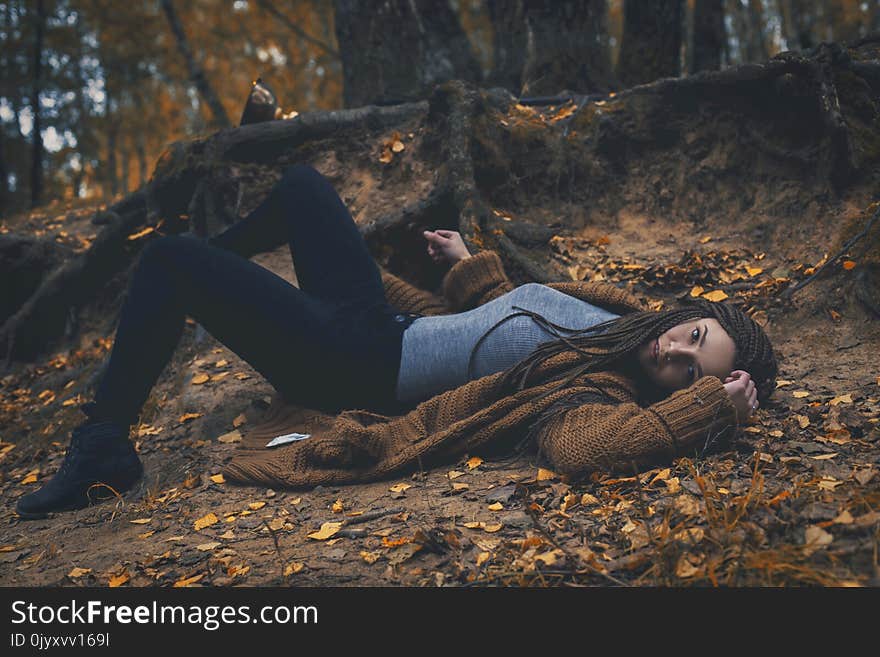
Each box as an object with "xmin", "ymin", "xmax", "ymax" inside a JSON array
[{"xmin": 15, "ymin": 164, "xmax": 777, "ymax": 518}]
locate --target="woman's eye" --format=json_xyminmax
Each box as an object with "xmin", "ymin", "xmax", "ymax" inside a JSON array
[{"xmin": 691, "ymin": 327, "xmax": 700, "ymax": 342}]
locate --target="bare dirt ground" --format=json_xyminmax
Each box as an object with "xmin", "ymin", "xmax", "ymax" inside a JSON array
[{"xmin": 1, "ymin": 154, "xmax": 878, "ymax": 588}]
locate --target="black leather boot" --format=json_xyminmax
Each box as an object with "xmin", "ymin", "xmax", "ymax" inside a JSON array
[{"xmin": 15, "ymin": 407, "xmax": 143, "ymax": 519}]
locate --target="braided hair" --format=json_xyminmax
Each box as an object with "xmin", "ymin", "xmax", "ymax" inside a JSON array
[{"xmin": 498, "ymin": 297, "xmax": 778, "ymax": 405}]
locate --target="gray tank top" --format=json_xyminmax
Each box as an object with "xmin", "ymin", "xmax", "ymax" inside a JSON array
[{"xmin": 395, "ymin": 283, "xmax": 621, "ymax": 404}]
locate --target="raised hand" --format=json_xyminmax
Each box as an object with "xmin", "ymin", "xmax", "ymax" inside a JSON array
[
  {"xmin": 422, "ymin": 229, "xmax": 472, "ymax": 266},
  {"xmin": 722, "ymin": 369, "xmax": 758, "ymax": 423}
]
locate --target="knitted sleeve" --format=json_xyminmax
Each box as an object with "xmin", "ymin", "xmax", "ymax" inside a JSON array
[
  {"xmin": 545, "ymin": 281, "xmax": 648, "ymax": 314},
  {"xmin": 380, "ymin": 270, "xmax": 449, "ymax": 316},
  {"xmin": 536, "ymin": 375, "xmax": 738, "ymax": 477},
  {"xmin": 441, "ymin": 250, "xmax": 516, "ymax": 312}
]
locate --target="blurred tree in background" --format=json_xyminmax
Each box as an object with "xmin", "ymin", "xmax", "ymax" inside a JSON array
[{"xmin": 1, "ymin": 0, "xmax": 878, "ymax": 216}]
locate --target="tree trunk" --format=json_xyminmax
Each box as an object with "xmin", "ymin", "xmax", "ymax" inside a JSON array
[
  {"xmin": 29, "ymin": 0, "xmax": 46, "ymax": 209},
  {"xmin": 486, "ymin": 0, "xmax": 527, "ymax": 93},
  {"xmin": 746, "ymin": 0, "xmax": 769, "ymax": 62},
  {"xmin": 104, "ymin": 76, "xmax": 118, "ymax": 198},
  {"xmin": 159, "ymin": 0, "xmax": 231, "ymax": 129},
  {"xmin": 692, "ymin": 0, "xmax": 725, "ymax": 73},
  {"xmin": 120, "ymin": 135, "xmax": 130, "ymax": 195},
  {"xmin": 136, "ymin": 131, "xmax": 147, "ymax": 187},
  {"xmin": 617, "ymin": 0, "xmax": 682, "ymax": 87},
  {"xmin": 520, "ymin": 0, "xmax": 614, "ymax": 95},
  {"xmin": 333, "ymin": 0, "xmax": 481, "ymax": 107}
]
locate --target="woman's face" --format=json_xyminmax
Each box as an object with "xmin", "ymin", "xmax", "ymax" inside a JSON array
[{"xmin": 635, "ymin": 317, "xmax": 736, "ymax": 392}]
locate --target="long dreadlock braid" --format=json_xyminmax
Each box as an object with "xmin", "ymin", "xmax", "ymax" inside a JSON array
[{"xmin": 498, "ymin": 297, "xmax": 778, "ymax": 406}]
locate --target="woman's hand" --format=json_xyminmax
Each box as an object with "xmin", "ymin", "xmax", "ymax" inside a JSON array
[
  {"xmin": 722, "ymin": 369, "xmax": 758, "ymax": 423},
  {"xmin": 423, "ymin": 229, "xmax": 472, "ymax": 266}
]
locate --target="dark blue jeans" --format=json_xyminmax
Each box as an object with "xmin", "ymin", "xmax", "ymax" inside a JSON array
[{"xmin": 88, "ymin": 164, "xmax": 420, "ymax": 426}]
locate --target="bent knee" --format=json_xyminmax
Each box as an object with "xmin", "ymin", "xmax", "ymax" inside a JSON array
[
  {"xmin": 280, "ymin": 163, "xmax": 324, "ymax": 187},
  {"xmin": 139, "ymin": 234, "xmax": 199, "ymax": 265}
]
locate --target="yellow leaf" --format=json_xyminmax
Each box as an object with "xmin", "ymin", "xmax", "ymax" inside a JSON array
[
  {"xmin": 746, "ymin": 266, "xmax": 763, "ymax": 276},
  {"xmin": 248, "ymin": 501, "xmax": 266, "ymax": 510},
  {"xmin": 699, "ymin": 235, "xmax": 712, "ymax": 244},
  {"xmin": 20, "ymin": 473, "xmax": 38, "ymax": 485},
  {"xmin": 307, "ymin": 521, "xmax": 342, "ymax": 540},
  {"xmin": 768, "ymin": 429, "xmax": 784, "ymax": 438},
  {"xmin": 232, "ymin": 413, "xmax": 247, "ymax": 428},
  {"xmin": 192, "ymin": 373, "xmax": 210, "ymax": 384},
  {"xmin": 219, "ymin": 530, "xmax": 235, "ymax": 539},
  {"xmin": 561, "ymin": 492, "xmax": 578, "ymax": 512},
  {"xmin": 217, "ymin": 430, "xmax": 242, "ymax": 444},
  {"xmin": 284, "ymin": 562, "xmax": 305, "ymax": 576},
  {"xmin": 833, "ymin": 510, "xmax": 854, "ymax": 525},
  {"xmin": 138, "ymin": 531, "xmax": 155, "ymax": 539},
  {"xmin": 701, "ymin": 289, "xmax": 728, "ymax": 302},
  {"xmin": 68, "ymin": 567, "xmax": 91, "ymax": 578},
  {"xmin": 534, "ymin": 549, "xmax": 562, "ymax": 566},
  {"xmin": 817, "ymin": 477, "xmax": 843, "ymax": 491},
  {"xmin": 389, "ymin": 483, "xmax": 411, "ymax": 493},
  {"xmin": 664, "ymin": 477, "xmax": 681, "ymax": 494},
  {"xmin": 776, "ymin": 380, "xmax": 793, "ymax": 387},
  {"xmin": 391, "ymin": 140, "xmax": 405, "ymax": 153},
  {"xmin": 580, "ymin": 493, "xmax": 599, "ymax": 505},
  {"xmin": 196, "ymin": 542, "xmax": 221, "ymax": 551},
  {"xmin": 466, "ymin": 457, "xmax": 483, "ymax": 469},
  {"xmin": 811, "ymin": 453, "xmax": 838, "ymax": 460},
  {"xmin": 129, "ymin": 518, "xmax": 152, "ymax": 525},
  {"xmin": 796, "ymin": 415, "xmax": 810, "ymax": 428},
  {"xmin": 675, "ymin": 553, "xmax": 703, "ymax": 578},
  {"xmin": 332, "ymin": 499, "xmax": 344, "ymax": 513},
  {"xmin": 829, "ymin": 394, "xmax": 852, "ymax": 405},
  {"xmin": 108, "ymin": 572, "xmax": 130, "ymax": 587},
  {"xmin": 360, "ymin": 551, "xmax": 381, "ymax": 564},
  {"xmin": 447, "ymin": 470, "xmax": 465, "ymax": 479},
  {"xmin": 842, "ymin": 260, "xmax": 856, "ymax": 270},
  {"xmin": 215, "ymin": 359, "xmax": 228, "ymax": 367},
  {"xmin": 210, "ymin": 474, "xmax": 225, "ymax": 484},
  {"xmin": 379, "ymin": 149, "xmax": 393, "ymax": 164},
  {"xmin": 179, "ymin": 412, "xmax": 203, "ymax": 423},
  {"xmin": 173, "ymin": 573, "xmax": 205, "ymax": 588},
  {"xmin": 463, "ymin": 521, "xmax": 482, "ymax": 529},
  {"xmin": 690, "ymin": 285, "xmax": 705, "ymax": 297},
  {"xmin": 211, "ymin": 372, "xmax": 229, "ymax": 382},
  {"xmin": 792, "ymin": 390, "xmax": 810, "ymax": 398},
  {"xmin": 476, "ymin": 552, "xmax": 490, "ymax": 567},
  {"xmin": 194, "ymin": 512, "xmax": 219, "ymax": 531},
  {"xmin": 536, "ymin": 468, "xmax": 557, "ymax": 481},
  {"xmin": 483, "ymin": 523, "xmax": 503, "ymax": 533},
  {"xmin": 487, "ymin": 502, "xmax": 503, "ymax": 511},
  {"xmin": 452, "ymin": 482, "xmax": 470, "ymax": 491}
]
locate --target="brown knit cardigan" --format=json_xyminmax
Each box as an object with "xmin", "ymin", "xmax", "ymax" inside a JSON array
[{"xmin": 222, "ymin": 250, "xmax": 739, "ymax": 488}]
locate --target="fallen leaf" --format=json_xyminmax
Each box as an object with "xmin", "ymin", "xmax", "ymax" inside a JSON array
[
  {"xmin": 792, "ymin": 391, "xmax": 810, "ymax": 398},
  {"xmin": 179, "ymin": 412, "xmax": 203, "ymax": 423},
  {"xmin": 768, "ymin": 430, "xmax": 784, "ymax": 438},
  {"xmin": 129, "ymin": 518, "xmax": 152, "ymax": 525},
  {"xmin": 796, "ymin": 415, "xmax": 810, "ymax": 428},
  {"xmin": 215, "ymin": 359, "xmax": 228, "ymax": 367},
  {"xmin": 817, "ymin": 477, "xmax": 843, "ymax": 491},
  {"xmin": 675, "ymin": 553, "xmax": 703, "ymax": 578},
  {"xmin": 360, "ymin": 551, "xmax": 381, "ymax": 564},
  {"xmin": 487, "ymin": 502, "xmax": 503, "ymax": 511},
  {"xmin": 664, "ymin": 477, "xmax": 681, "ymax": 494},
  {"xmin": 452, "ymin": 482, "xmax": 470, "ymax": 491},
  {"xmin": 20, "ymin": 473, "xmax": 38, "ymax": 485},
  {"xmin": 194, "ymin": 512, "xmax": 219, "ymax": 531},
  {"xmin": 332, "ymin": 499, "xmax": 344, "ymax": 513},
  {"xmin": 580, "ymin": 493, "xmax": 599, "ymax": 505},
  {"xmin": 307, "ymin": 522, "xmax": 342, "ymax": 540},
  {"xmin": 248, "ymin": 501, "xmax": 266, "ymax": 510},
  {"xmin": 829, "ymin": 394, "xmax": 853, "ymax": 405},
  {"xmin": 803, "ymin": 525, "xmax": 833, "ymax": 555},
  {"xmin": 483, "ymin": 523, "xmax": 503, "ymax": 533},
  {"xmin": 217, "ymin": 430, "xmax": 242, "ymax": 444},
  {"xmin": 210, "ymin": 474, "xmax": 225, "ymax": 484},
  {"xmin": 284, "ymin": 562, "xmax": 305, "ymax": 576},
  {"xmin": 447, "ymin": 470, "xmax": 466, "ymax": 479},
  {"xmin": 811, "ymin": 453, "xmax": 838, "ymax": 460},
  {"xmin": 690, "ymin": 285, "xmax": 704, "ymax": 297},
  {"xmin": 701, "ymin": 289, "xmax": 728, "ymax": 302},
  {"xmin": 466, "ymin": 456, "xmax": 483, "ymax": 469},
  {"xmin": 219, "ymin": 530, "xmax": 235, "ymax": 540},
  {"xmin": 379, "ymin": 149, "xmax": 393, "ymax": 164},
  {"xmin": 391, "ymin": 140, "xmax": 405, "ymax": 153},
  {"xmin": 842, "ymin": 260, "xmax": 856, "ymax": 270},
  {"xmin": 173, "ymin": 573, "xmax": 205, "ymax": 588},
  {"xmin": 476, "ymin": 552, "xmax": 491, "ymax": 567},
  {"xmin": 232, "ymin": 413, "xmax": 247, "ymax": 428},
  {"xmin": 108, "ymin": 572, "xmax": 130, "ymax": 587},
  {"xmin": 746, "ymin": 266, "xmax": 763, "ymax": 276},
  {"xmin": 68, "ymin": 567, "xmax": 91, "ymax": 578},
  {"xmin": 699, "ymin": 235, "xmax": 712, "ymax": 244},
  {"xmin": 138, "ymin": 531, "xmax": 155, "ymax": 539},
  {"xmin": 267, "ymin": 518, "xmax": 285, "ymax": 531},
  {"xmin": 389, "ymin": 483, "xmax": 411, "ymax": 493},
  {"xmin": 536, "ymin": 468, "xmax": 557, "ymax": 481},
  {"xmin": 196, "ymin": 542, "xmax": 221, "ymax": 551},
  {"xmin": 381, "ymin": 535, "xmax": 411, "ymax": 548},
  {"xmin": 776, "ymin": 380, "xmax": 793, "ymax": 387},
  {"xmin": 833, "ymin": 510, "xmax": 854, "ymax": 525},
  {"xmin": 534, "ymin": 549, "xmax": 563, "ymax": 566},
  {"xmin": 191, "ymin": 373, "xmax": 210, "ymax": 385}
]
